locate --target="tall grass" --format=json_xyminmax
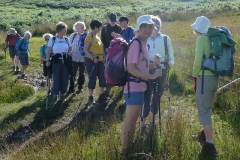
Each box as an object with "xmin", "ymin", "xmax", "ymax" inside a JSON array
[
  {"xmin": 1, "ymin": 1, "xmax": 240, "ymax": 160},
  {"xmin": 0, "ymin": 81, "xmax": 34, "ymax": 103}
]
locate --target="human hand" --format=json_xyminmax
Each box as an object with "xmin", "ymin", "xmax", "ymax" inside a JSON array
[
  {"xmin": 193, "ymin": 77, "xmax": 197, "ymax": 93},
  {"xmin": 68, "ymin": 52, "xmax": 73, "ymax": 57},
  {"xmin": 149, "ymin": 69, "xmax": 162, "ymax": 79},
  {"xmin": 105, "ymin": 48, "xmax": 109, "ymax": 54}
]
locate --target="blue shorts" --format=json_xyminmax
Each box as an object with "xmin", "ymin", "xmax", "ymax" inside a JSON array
[
  {"xmin": 124, "ymin": 92, "xmax": 145, "ymax": 106},
  {"xmin": 19, "ymin": 54, "xmax": 29, "ymax": 66}
]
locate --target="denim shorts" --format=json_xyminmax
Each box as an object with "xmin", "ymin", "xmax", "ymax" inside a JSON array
[{"xmin": 124, "ymin": 92, "xmax": 145, "ymax": 106}]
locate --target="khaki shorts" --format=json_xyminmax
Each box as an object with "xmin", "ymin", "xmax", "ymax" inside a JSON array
[{"xmin": 196, "ymin": 75, "xmax": 219, "ymax": 125}]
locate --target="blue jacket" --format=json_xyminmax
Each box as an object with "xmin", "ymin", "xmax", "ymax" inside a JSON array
[
  {"xmin": 120, "ymin": 26, "xmax": 134, "ymax": 43},
  {"xmin": 15, "ymin": 38, "xmax": 29, "ymax": 54}
]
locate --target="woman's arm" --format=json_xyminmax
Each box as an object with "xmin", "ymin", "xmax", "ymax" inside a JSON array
[{"xmin": 127, "ymin": 63, "xmax": 161, "ymax": 80}]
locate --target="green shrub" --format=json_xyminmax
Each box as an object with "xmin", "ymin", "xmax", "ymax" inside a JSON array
[{"xmin": 0, "ymin": 81, "xmax": 34, "ymax": 103}]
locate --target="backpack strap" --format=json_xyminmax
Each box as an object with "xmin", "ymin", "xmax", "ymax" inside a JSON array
[
  {"xmin": 52, "ymin": 36, "xmax": 56, "ymax": 48},
  {"xmin": 64, "ymin": 37, "xmax": 70, "ymax": 47},
  {"xmin": 52, "ymin": 36, "xmax": 69, "ymax": 48},
  {"xmin": 105, "ymin": 25, "xmax": 107, "ymax": 34},
  {"xmin": 71, "ymin": 32, "xmax": 77, "ymax": 44},
  {"xmin": 164, "ymin": 36, "xmax": 169, "ymax": 63}
]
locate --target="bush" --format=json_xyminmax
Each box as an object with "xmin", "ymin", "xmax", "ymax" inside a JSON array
[{"xmin": 0, "ymin": 81, "xmax": 34, "ymax": 103}]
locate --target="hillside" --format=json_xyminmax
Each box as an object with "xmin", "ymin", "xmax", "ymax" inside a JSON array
[{"xmin": 0, "ymin": 0, "xmax": 240, "ymax": 159}]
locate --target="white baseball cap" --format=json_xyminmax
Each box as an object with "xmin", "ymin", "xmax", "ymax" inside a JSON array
[
  {"xmin": 134, "ymin": 15, "xmax": 155, "ymax": 32},
  {"xmin": 191, "ymin": 16, "xmax": 210, "ymax": 34}
]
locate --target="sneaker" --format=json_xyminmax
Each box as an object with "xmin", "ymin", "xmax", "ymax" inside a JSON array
[
  {"xmin": 88, "ymin": 96, "xmax": 95, "ymax": 104},
  {"xmin": 53, "ymin": 95, "xmax": 58, "ymax": 105},
  {"xmin": 21, "ymin": 73, "xmax": 27, "ymax": 80},
  {"xmin": 16, "ymin": 66, "xmax": 19, "ymax": 72},
  {"xmin": 192, "ymin": 129, "xmax": 206, "ymax": 142},
  {"xmin": 200, "ymin": 142, "xmax": 218, "ymax": 157}
]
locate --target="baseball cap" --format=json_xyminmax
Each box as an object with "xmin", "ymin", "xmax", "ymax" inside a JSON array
[{"xmin": 108, "ymin": 13, "xmax": 117, "ymax": 22}]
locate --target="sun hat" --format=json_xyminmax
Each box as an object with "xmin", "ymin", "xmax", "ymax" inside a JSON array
[
  {"xmin": 119, "ymin": 16, "xmax": 129, "ymax": 22},
  {"xmin": 108, "ymin": 13, "xmax": 117, "ymax": 22},
  {"xmin": 134, "ymin": 15, "xmax": 155, "ymax": 32},
  {"xmin": 191, "ymin": 16, "xmax": 210, "ymax": 34},
  {"xmin": 8, "ymin": 28, "xmax": 17, "ymax": 35}
]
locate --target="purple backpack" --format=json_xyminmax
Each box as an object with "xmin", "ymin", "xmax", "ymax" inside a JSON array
[{"xmin": 105, "ymin": 37, "xmax": 144, "ymax": 86}]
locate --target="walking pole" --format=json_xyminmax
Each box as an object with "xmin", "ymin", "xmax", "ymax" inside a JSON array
[
  {"xmin": 89, "ymin": 56, "xmax": 99, "ymax": 79},
  {"xmin": 149, "ymin": 75, "xmax": 160, "ymax": 157},
  {"xmin": 46, "ymin": 68, "xmax": 51, "ymax": 110},
  {"xmin": 3, "ymin": 48, "xmax": 6, "ymax": 61}
]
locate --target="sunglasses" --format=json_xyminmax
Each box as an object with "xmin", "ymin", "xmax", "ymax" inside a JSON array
[{"xmin": 45, "ymin": 39, "xmax": 49, "ymax": 41}]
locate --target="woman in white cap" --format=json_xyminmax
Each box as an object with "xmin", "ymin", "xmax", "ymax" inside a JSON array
[
  {"xmin": 120, "ymin": 15, "xmax": 162, "ymax": 157},
  {"xmin": 191, "ymin": 16, "xmax": 218, "ymax": 157}
]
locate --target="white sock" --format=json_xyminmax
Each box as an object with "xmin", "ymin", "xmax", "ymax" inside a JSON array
[{"xmin": 206, "ymin": 140, "xmax": 214, "ymax": 144}]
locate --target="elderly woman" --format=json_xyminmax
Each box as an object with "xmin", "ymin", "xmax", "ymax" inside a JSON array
[
  {"xmin": 15, "ymin": 31, "xmax": 32, "ymax": 79},
  {"xmin": 140, "ymin": 15, "xmax": 175, "ymax": 130},
  {"xmin": 191, "ymin": 16, "xmax": 218, "ymax": 157},
  {"xmin": 40, "ymin": 33, "xmax": 53, "ymax": 95},
  {"xmin": 68, "ymin": 21, "xmax": 87, "ymax": 94},
  {"xmin": 84, "ymin": 19, "xmax": 107, "ymax": 103},
  {"xmin": 46, "ymin": 22, "xmax": 72, "ymax": 104},
  {"xmin": 120, "ymin": 15, "xmax": 161, "ymax": 157}
]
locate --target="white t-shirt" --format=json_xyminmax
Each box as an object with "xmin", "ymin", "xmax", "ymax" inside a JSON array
[{"xmin": 47, "ymin": 36, "xmax": 72, "ymax": 55}]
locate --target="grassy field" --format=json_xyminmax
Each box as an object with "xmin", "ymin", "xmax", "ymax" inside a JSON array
[{"xmin": 0, "ymin": 0, "xmax": 240, "ymax": 159}]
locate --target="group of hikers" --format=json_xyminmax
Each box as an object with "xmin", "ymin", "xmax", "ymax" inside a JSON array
[{"xmin": 4, "ymin": 12, "xmax": 236, "ymax": 158}]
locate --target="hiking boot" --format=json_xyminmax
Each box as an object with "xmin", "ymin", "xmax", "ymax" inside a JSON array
[
  {"xmin": 21, "ymin": 73, "xmax": 27, "ymax": 80},
  {"xmin": 192, "ymin": 129, "xmax": 206, "ymax": 142},
  {"xmin": 53, "ymin": 95, "xmax": 58, "ymax": 105},
  {"xmin": 48, "ymin": 89, "xmax": 51, "ymax": 96},
  {"xmin": 98, "ymin": 93, "xmax": 110, "ymax": 101},
  {"xmin": 200, "ymin": 142, "xmax": 218, "ymax": 157},
  {"xmin": 88, "ymin": 95, "xmax": 95, "ymax": 104},
  {"xmin": 16, "ymin": 66, "xmax": 19, "ymax": 72},
  {"xmin": 60, "ymin": 94, "xmax": 66, "ymax": 102}
]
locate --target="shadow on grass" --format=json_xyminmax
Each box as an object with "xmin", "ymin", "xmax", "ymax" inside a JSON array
[
  {"xmin": 0, "ymin": 92, "xmax": 77, "ymax": 149},
  {"xmin": 168, "ymin": 70, "xmax": 185, "ymax": 96}
]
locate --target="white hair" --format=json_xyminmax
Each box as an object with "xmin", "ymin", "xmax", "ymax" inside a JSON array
[
  {"xmin": 151, "ymin": 15, "xmax": 162, "ymax": 32},
  {"xmin": 24, "ymin": 31, "xmax": 32, "ymax": 38},
  {"xmin": 73, "ymin": 21, "xmax": 86, "ymax": 32},
  {"xmin": 42, "ymin": 33, "xmax": 53, "ymax": 39}
]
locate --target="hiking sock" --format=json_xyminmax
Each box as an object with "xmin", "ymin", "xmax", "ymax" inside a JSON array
[{"xmin": 206, "ymin": 140, "xmax": 214, "ymax": 144}]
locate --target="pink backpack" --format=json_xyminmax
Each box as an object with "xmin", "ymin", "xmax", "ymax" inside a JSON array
[
  {"xmin": 105, "ymin": 37, "xmax": 145, "ymax": 87},
  {"xmin": 105, "ymin": 37, "xmax": 128, "ymax": 86}
]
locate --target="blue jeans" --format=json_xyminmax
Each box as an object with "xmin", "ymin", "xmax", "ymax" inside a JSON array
[{"xmin": 52, "ymin": 59, "xmax": 69, "ymax": 96}]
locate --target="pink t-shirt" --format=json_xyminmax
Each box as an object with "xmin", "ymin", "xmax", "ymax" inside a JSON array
[{"xmin": 123, "ymin": 37, "xmax": 149, "ymax": 93}]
